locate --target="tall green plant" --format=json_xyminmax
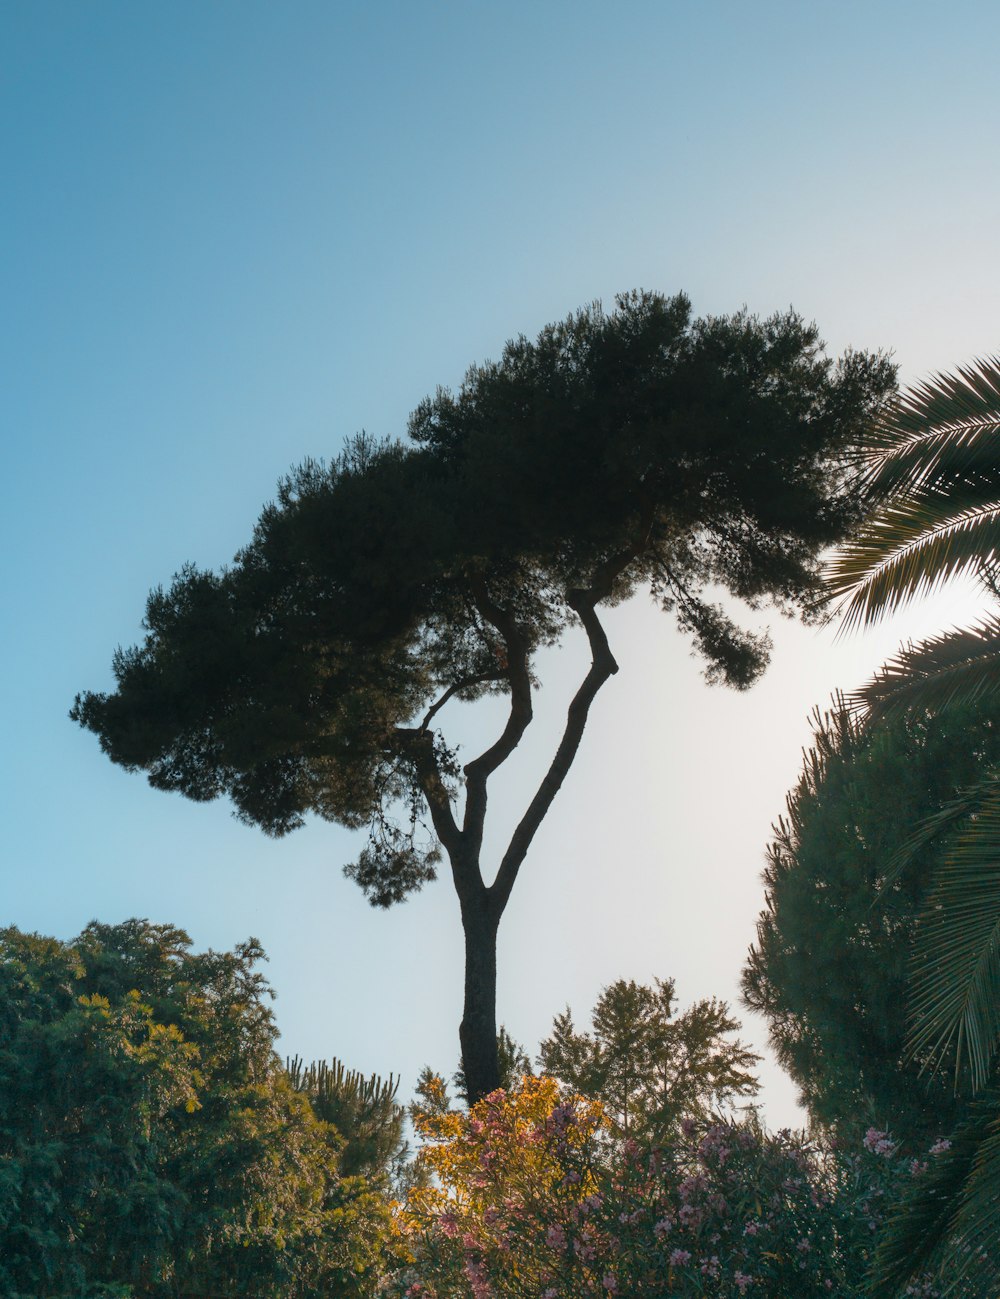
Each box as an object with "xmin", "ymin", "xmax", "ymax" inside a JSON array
[
  {"xmin": 742, "ymin": 696, "xmax": 1000, "ymax": 1143},
  {"xmin": 827, "ymin": 359, "xmax": 1000, "ymax": 1289}
]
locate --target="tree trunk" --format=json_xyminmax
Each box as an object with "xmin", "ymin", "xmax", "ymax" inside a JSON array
[{"xmin": 459, "ymin": 896, "xmax": 501, "ymax": 1104}]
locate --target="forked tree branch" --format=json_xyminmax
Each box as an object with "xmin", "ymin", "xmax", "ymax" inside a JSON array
[
  {"xmin": 437, "ymin": 507, "xmax": 656, "ymax": 910},
  {"xmin": 484, "ymin": 506, "xmax": 656, "ymax": 918},
  {"xmin": 461, "ymin": 579, "xmax": 534, "ymax": 857},
  {"xmin": 486, "ymin": 588, "xmax": 619, "ymax": 918}
]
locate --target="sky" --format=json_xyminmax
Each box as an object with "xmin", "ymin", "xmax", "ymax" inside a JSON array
[{"xmin": 4, "ymin": 0, "xmax": 1000, "ymax": 1128}]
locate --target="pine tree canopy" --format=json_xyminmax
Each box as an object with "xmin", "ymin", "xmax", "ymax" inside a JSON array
[
  {"xmin": 73, "ymin": 292, "xmax": 893, "ymax": 898},
  {"xmin": 72, "ymin": 291, "xmax": 895, "ymax": 1101}
]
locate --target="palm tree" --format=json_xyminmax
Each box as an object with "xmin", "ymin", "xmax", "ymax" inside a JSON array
[{"xmin": 827, "ymin": 359, "xmax": 1000, "ymax": 1294}]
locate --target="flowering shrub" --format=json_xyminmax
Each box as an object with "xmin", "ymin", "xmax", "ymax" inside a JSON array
[
  {"xmin": 384, "ymin": 1082, "xmax": 965, "ymax": 1298},
  {"xmin": 391, "ymin": 1076, "xmax": 604, "ymax": 1297}
]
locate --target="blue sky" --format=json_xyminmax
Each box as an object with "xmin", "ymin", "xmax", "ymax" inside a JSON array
[{"xmin": 4, "ymin": 0, "xmax": 1000, "ymax": 1124}]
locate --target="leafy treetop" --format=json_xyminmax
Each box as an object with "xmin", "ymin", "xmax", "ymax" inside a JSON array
[
  {"xmin": 0, "ymin": 920, "xmax": 397, "ymax": 1298},
  {"xmin": 539, "ymin": 977, "xmax": 760, "ymax": 1143},
  {"xmin": 73, "ymin": 292, "xmax": 895, "ymax": 910}
]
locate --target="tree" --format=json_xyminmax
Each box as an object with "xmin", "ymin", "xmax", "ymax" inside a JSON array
[
  {"xmin": 824, "ymin": 359, "xmax": 1000, "ymax": 1290},
  {"xmin": 286, "ymin": 1054, "xmax": 407, "ymax": 1179},
  {"xmin": 72, "ymin": 291, "xmax": 895, "ymax": 1102},
  {"xmin": 0, "ymin": 920, "xmax": 396, "ymax": 1297},
  {"xmin": 538, "ymin": 977, "xmax": 759, "ymax": 1142},
  {"xmin": 742, "ymin": 697, "xmax": 1000, "ymax": 1145}
]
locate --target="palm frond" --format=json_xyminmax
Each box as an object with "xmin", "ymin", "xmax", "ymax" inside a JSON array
[
  {"xmin": 907, "ymin": 781, "xmax": 1000, "ymax": 1090},
  {"xmin": 866, "ymin": 357, "xmax": 1000, "ymax": 458},
  {"xmin": 848, "ymin": 617, "xmax": 1000, "ymax": 719},
  {"xmin": 872, "ymin": 1091, "xmax": 1000, "ymax": 1297},
  {"xmin": 874, "ymin": 775, "xmax": 1000, "ymax": 895},
  {"xmin": 945, "ymin": 1104, "xmax": 1000, "ymax": 1289},
  {"xmin": 828, "ymin": 358, "xmax": 1000, "ymax": 627},
  {"xmin": 829, "ymin": 496, "xmax": 1000, "ymax": 630},
  {"xmin": 872, "ymin": 418, "xmax": 1000, "ymax": 499},
  {"xmin": 831, "ymin": 361, "xmax": 1000, "ymax": 1288}
]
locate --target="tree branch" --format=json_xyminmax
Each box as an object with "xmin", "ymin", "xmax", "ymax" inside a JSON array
[
  {"xmin": 461, "ymin": 580, "xmax": 534, "ymax": 858},
  {"xmin": 487, "ymin": 589, "xmax": 619, "ymax": 918},
  {"xmin": 486, "ymin": 510, "xmax": 656, "ymax": 920},
  {"xmin": 393, "ymin": 727, "xmax": 463, "ymax": 862},
  {"xmin": 419, "ymin": 672, "xmax": 507, "ymax": 732}
]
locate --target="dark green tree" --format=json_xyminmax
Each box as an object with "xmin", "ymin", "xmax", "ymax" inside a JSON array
[
  {"xmin": 72, "ymin": 291, "xmax": 895, "ymax": 1103},
  {"xmin": 538, "ymin": 977, "xmax": 760, "ymax": 1141},
  {"xmin": 0, "ymin": 921, "xmax": 395, "ymax": 1298},
  {"xmin": 742, "ymin": 697, "xmax": 1000, "ymax": 1147}
]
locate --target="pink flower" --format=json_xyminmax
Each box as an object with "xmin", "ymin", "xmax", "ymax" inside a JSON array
[
  {"xmin": 929, "ymin": 1138, "xmax": 952, "ymax": 1156},
  {"xmin": 862, "ymin": 1127, "xmax": 895, "ymax": 1156},
  {"xmin": 734, "ymin": 1271, "xmax": 754, "ymax": 1294},
  {"xmin": 463, "ymin": 1255, "xmax": 491, "ymax": 1299},
  {"xmin": 546, "ymin": 1224, "xmax": 567, "ymax": 1251},
  {"xmin": 603, "ymin": 1274, "xmax": 619, "ymax": 1294},
  {"xmin": 668, "ymin": 1248, "xmax": 692, "ymax": 1266},
  {"xmin": 547, "ymin": 1101, "xmax": 577, "ymax": 1135}
]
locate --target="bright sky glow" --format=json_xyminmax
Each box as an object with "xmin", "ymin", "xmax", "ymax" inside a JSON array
[{"xmin": 5, "ymin": 0, "xmax": 1000, "ymax": 1126}]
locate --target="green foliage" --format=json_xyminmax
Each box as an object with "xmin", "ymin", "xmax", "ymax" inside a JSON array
[
  {"xmin": 871, "ymin": 1097, "xmax": 1000, "ymax": 1297},
  {"xmin": 741, "ymin": 698, "xmax": 1000, "ymax": 1144},
  {"xmin": 827, "ymin": 358, "xmax": 1000, "ymax": 1096},
  {"xmin": 0, "ymin": 921, "xmax": 396, "ymax": 1298},
  {"xmin": 287, "ymin": 1054, "xmax": 407, "ymax": 1179},
  {"xmin": 538, "ymin": 977, "xmax": 760, "ymax": 1142}
]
